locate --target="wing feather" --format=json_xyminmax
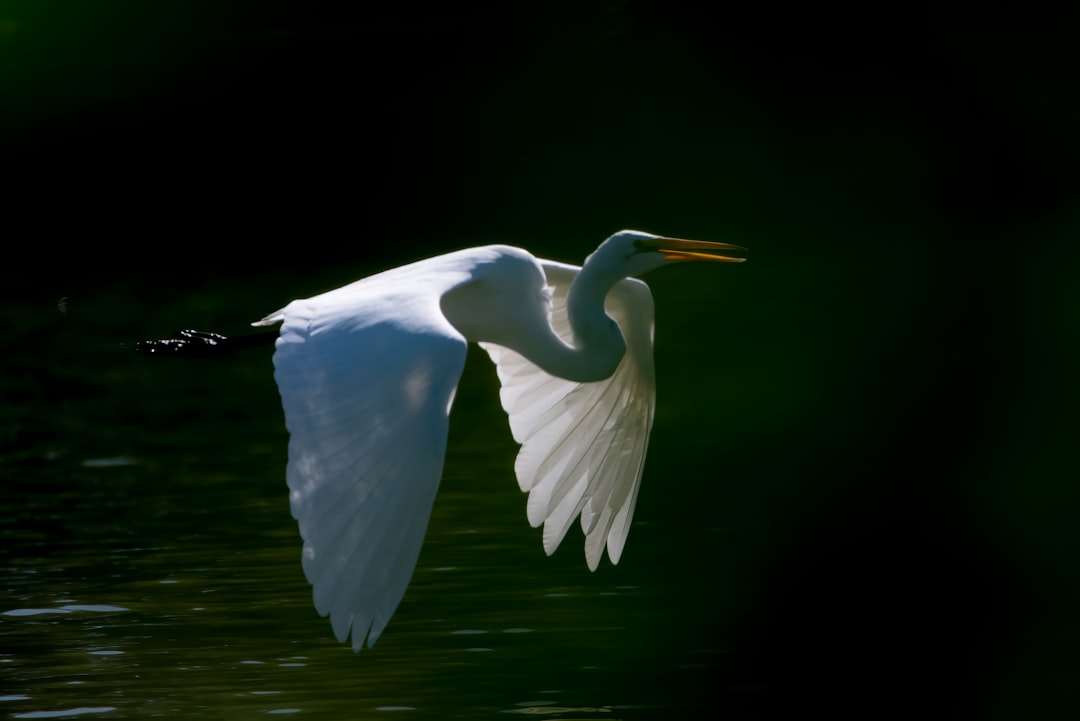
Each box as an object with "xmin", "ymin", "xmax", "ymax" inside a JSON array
[
  {"xmin": 271, "ymin": 295, "xmax": 467, "ymax": 649},
  {"xmin": 480, "ymin": 262, "xmax": 657, "ymax": 571}
]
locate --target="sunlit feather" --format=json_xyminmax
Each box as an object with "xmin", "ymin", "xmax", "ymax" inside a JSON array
[{"xmin": 241, "ymin": 231, "xmax": 741, "ymax": 649}]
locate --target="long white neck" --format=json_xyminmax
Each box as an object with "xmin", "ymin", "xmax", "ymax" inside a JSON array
[
  {"xmin": 441, "ymin": 249, "xmax": 628, "ymax": 384},
  {"xmin": 523, "ymin": 251, "xmax": 634, "ymax": 382},
  {"xmin": 484, "ymin": 266, "xmax": 626, "ymax": 383},
  {"xmin": 556, "ymin": 260, "xmax": 627, "ymax": 381}
]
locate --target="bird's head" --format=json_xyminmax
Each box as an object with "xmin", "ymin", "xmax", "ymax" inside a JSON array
[{"xmin": 587, "ymin": 229, "xmax": 746, "ymax": 278}]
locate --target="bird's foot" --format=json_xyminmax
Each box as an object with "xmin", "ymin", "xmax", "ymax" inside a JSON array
[
  {"xmin": 136, "ymin": 329, "xmax": 231, "ymax": 357},
  {"xmin": 135, "ymin": 328, "xmax": 278, "ymax": 357}
]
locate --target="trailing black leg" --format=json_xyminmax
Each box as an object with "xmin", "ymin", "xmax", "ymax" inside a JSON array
[{"xmin": 136, "ymin": 329, "xmax": 278, "ymax": 358}]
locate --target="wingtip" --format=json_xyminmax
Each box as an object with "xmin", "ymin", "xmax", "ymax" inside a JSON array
[
  {"xmin": 352, "ymin": 628, "xmax": 373, "ymax": 652},
  {"xmin": 252, "ymin": 311, "xmax": 284, "ymax": 327},
  {"xmin": 606, "ymin": 542, "xmax": 624, "ymax": 566}
]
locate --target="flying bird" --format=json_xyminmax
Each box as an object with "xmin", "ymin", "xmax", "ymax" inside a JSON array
[{"xmin": 140, "ymin": 230, "xmax": 744, "ymax": 650}]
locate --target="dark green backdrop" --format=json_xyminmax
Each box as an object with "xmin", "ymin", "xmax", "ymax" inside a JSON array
[{"xmin": 2, "ymin": 2, "xmax": 1077, "ymax": 718}]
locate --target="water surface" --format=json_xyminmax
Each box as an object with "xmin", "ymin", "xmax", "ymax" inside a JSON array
[{"xmin": 2, "ymin": 283, "xmax": 736, "ymax": 718}]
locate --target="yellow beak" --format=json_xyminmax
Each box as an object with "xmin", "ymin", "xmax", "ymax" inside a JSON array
[{"xmin": 640, "ymin": 236, "xmax": 747, "ymax": 263}]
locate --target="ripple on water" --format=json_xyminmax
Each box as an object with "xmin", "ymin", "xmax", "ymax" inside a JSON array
[
  {"xmin": 61, "ymin": 605, "xmax": 129, "ymax": 613},
  {"xmin": 501, "ymin": 705, "xmax": 612, "ymax": 716},
  {"xmin": 12, "ymin": 707, "xmax": 117, "ymax": 719},
  {"xmin": 81, "ymin": 457, "xmax": 139, "ymax": 468},
  {"xmin": 2, "ymin": 605, "xmax": 129, "ymax": 617}
]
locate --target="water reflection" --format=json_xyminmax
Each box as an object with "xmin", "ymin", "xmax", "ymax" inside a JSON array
[
  {"xmin": 2, "ymin": 447, "xmax": 721, "ymax": 717},
  {"xmin": 3, "ymin": 605, "xmax": 129, "ymax": 617},
  {"xmin": 12, "ymin": 707, "xmax": 117, "ymax": 719},
  {"xmin": 502, "ymin": 703, "xmax": 614, "ymax": 716},
  {"xmin": 1, "ymin": 293, "xmax": 729, "ymax": 720}
]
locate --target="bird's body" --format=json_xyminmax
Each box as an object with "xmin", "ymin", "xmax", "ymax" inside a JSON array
[{"xmin": 143, "ymin": 230, "xmax": 743, "ymax": 650}]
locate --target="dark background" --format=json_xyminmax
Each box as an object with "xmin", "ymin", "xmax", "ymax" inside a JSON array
[{"xmin": 2, "ymin": 2, "xmax": 1077, "ymax": 718}]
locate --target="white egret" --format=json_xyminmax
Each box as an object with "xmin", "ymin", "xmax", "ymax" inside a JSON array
[{"xmin": 141, "ymin": 230, "xmax": 744, "ymax": 650}]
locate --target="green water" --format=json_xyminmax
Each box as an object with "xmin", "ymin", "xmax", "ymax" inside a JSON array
[
  {"xmin": 2, "ymin": 278, "xmax": 741, "ymax": 719},
  {"xmin": 2, "ymin": 453, "xmax": 698, "ymax": 718},
  {"xmin": 3, "ymin": 235, "xmax": 1075, "ymax": 717}
]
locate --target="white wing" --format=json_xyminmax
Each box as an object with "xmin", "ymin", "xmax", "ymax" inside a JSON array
[
  {"xmin": 262, "ymin": 290, "xmax": 467, "ymax": 650},
  {"xmin": 480, "ymin": 262, "xmax": 657, "ymax": 571}
]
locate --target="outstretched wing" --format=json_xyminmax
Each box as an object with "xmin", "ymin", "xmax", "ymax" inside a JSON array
[
  {"xmin": 479, "ymin": 262, "xmax": 657, "ymax": 571},
  {"xmin": 259, "ymin": 291, "xmax": 467, "ymax": 650}
]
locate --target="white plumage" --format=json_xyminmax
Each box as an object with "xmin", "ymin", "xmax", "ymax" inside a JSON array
[
  {"xmin": 479, "ymin": 262, "xmax": 656, "ymax": 570},
  {"xmin": 253, "ymin": 231, "xmax": 743, "ymax": 650}
]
